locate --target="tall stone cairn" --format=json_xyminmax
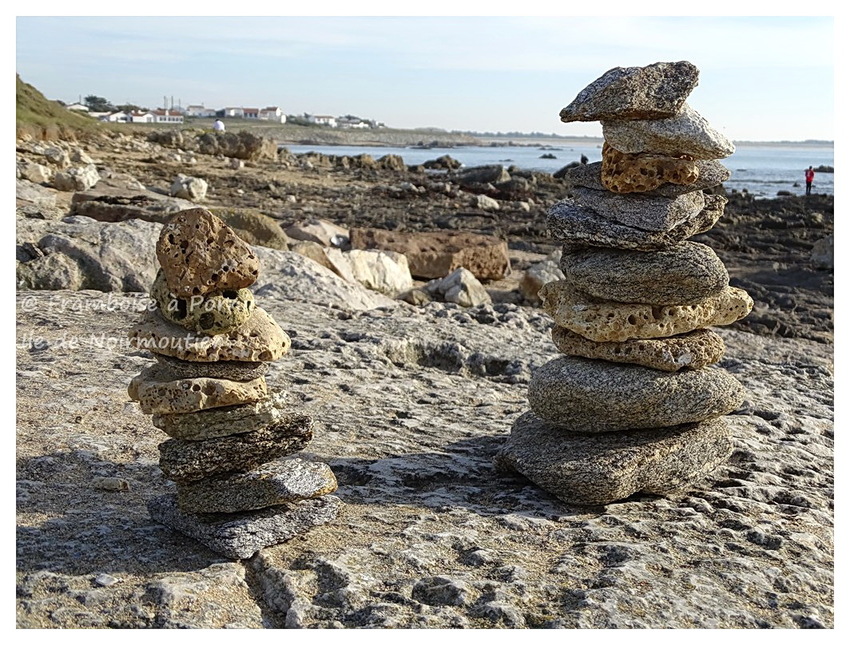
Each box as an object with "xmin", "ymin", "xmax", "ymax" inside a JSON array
[
  {"xmin": 128, "ymin": 207, "xmax": 341, "ymax": 558},
  {"xmin": 496, "ymin": 61, "xmax": 753, "ymax": 505}
]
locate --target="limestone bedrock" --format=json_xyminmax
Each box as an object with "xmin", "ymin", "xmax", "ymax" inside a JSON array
[
  {"xmin": 175, "ymin": 458, "xmax": 339, "ymax": 514},
  {"xmin": 569, "ymin": 187, "xmax": 705, "ymax": 233},
  {"xmin": 600, "ymin": 143, "xmax": 699, "ymax": 194},
  {"xmin": 129, "ymin": 306, "xmax": 291, "ymax": 362},
  {"xmin": 559, "ymin": 61, "xmax": 699, "ymax": 122},
  {"xmin": 560, "ymin": 241, "xmax": 729, "ymax": 305},
  {"xmin": 496, "ymin": 412, "xmax": 733, "ymax": 505},
  {"xmin": 156, "ymin": 207, "xmax": 260, "ymax": 298},
  {"xmin": 128, "ymin": 364, "xmax": 267, "ymax": 415},
  {"xmin": 526, "ymin": 356, "xmax": 745, "ymax": 432},
  {"xmin": 551, "ymin": 326, "xmax": 725, "ymax": 372},
  {"xmin": 539, "ymin": 281, "xmax": 752, "ymax": 342},
  {"xmin": 151, "ymin": 269, "xmax": 256, "ymax": 335},
  {"xmin": 547, "ymin": 194, "xmax": 726, "ymax": 251},
  {"xmin": 153, "ymin": 353, "xmax": 269, "ymax": 383},
  {"xmin": 602, "ymin": 104, "xmax": 735, "ymax": 160},
  {"xmin": 152, "ymin": 392, "xmax": 286, "ymax": 440},
  {"xmin": 563, "ymin": 160, "xmax": 730, "ymax": 198}
]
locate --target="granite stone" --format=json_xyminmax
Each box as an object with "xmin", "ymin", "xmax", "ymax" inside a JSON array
[
  {"xmin": 158, "ymin": 414, "xmax": 314, "ymax": 483},
  {"xmin": 559, "ymin": 61, "xmax": 699, "ymax": 122},
  {"xmin": 147, "ymin": 494, "xmax": 342, "ymax": 560},
  {"xmin": 561, "ymin": 160, "xmax": 730, "ymax": 198},
  {"xmin": 569, "ymin": 187, "xmax": 705, "ymax": 232},
  {"xmin": 560, "ymin": 242, "xmax": 728, "ymax": 305},
  {"xmin": 551, "ymin": 326, "xmax": 725, "ymax": 372},
  {"xmin": 153, "ymin": 353, "xmax": 269, "ymax": 383},
  {"xmin": 539, "ymin": 281, "xmax": 752, "ymax": 342},
  {"xmin": 175, "ymin": 458, "xmax": 339, "ymax": 514},
  {"xmin": 496, "ymin": 412, "xmax": 733, "ymax": 505},
  {"xmin": 527, "ymin": 356, "xmax": 745, "ymax": 432}
]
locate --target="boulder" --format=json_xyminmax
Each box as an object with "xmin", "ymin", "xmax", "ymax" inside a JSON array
[
  {"xmin": 17, "ymin": 159, "xmax": 53, "ymax": 184},
  {"xmin": 285, "ymin": 219, "xmax": 349, "ymax": 247},
  {"xmin": 52, "ymin": 164, "xmax": 100, "ymax": 192},
  {"xmin": 16, "ymin": 179, "xmax": 58, "ymax": 209},
  {"xmin": 474, "ymin": 194, "xmax": 501, "ymax": 211},
  {"xmin": 70, "ymin": 186, "xmax": 195, "ymax": 224},
  {"xmin": 350, "ymin": 228, "xmax": 510, "ymax": 280},
  {"xmin": 208, "ymin": 208, "xmax": 290, "ymax": 250},
  {"xmin": 811, "ymin": 235, "xmax": 833, "ymax": 269},
  {"xmin": 423, "ymin": 268, "xmax": 491, "ymax": 307},
  {"xmin": 195, "ymin": 131, "xmax": 278, "ymax": 161},
  {"xmin": 423, "ymin": 155, "xmax": 462, "ymax": 170},
  {"xmin": 378, "ymin": 154, "xmax": 407, "ymax": 172},
  {"xmin": 41, "ymin": 145, "xmax": 71, "ymax": 168},
  {"xmin": 452, "ymin": 165, "xmax": 510, "ymax": 186},
  {"xmin": 519, "ymin": 260, "xmax": 565, "ymax": 305},
  {"xmin": 559, "ymin": 61, "xmax": 699, "ymax": 122},
  {"xmin": 324, "ymin": 248, "xmax": 413, "ymax": 296},
  {"xmin": 169, "ymin": 174, "xmax": 208, "ymax": 201}
]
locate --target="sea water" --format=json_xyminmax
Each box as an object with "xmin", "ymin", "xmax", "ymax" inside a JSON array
[{"xmin": 283, "ymin": 141, "xmax": 833, "ymax": 199}]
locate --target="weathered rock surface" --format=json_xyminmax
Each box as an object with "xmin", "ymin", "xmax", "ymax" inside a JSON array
[
  {"xmin": 560, "ymin": 242, "xmax": 728, "ymax": 305},
  {"xmin": 158, "ymin": 414, "xmax": 314, "ymax": 483},
  {"xmin": 151, "ymin": 392, "xmax": 286, "ymax": 440},
  {"xmin": 148, "ymin": 495, "xmax": 342, "ymax": 560},
  {"xmin": 194, "ymin": 131, "xmax": 279, "ymax": 161},
  {"xmin": 324, "ymin": 248, "xmax": 413, "ymax": 296},
  {"xmin": 527, "ymin": 355, "xmax": 745, "ymax": 431},
  {"xmin": 176, "ymin": 458, "xmax": 338, "ymax": 514},
  {"xmin": 128, "ymin": 365, "xmax": 267, "ymax": 415},
  {"xmin": 497, "ymin": 413, "xmax": 733, "ymax": 505},
  {"xmin": 156, "ymin": 208, "xmax": 260, "ymax": 297},
  {"xmin": 129, "ymin": 307, "xmax": 291, "ymax": 363},
  {"xmin": 153, "ymin": 353, "xmax": 269, "ymax": 383},
  {"xmin": 52, "ymin": 164, "xmax": 100, "ymax": 192},
  {"xmin": 548, "ymin": 194, "xmax": 727, "ymax": 251},
  {"xmin": 602, "ymin": 103, "xmax": 735, "ymax": 159},
  {"xmin": 601, "ymin": 143, "xmax": 699, "ymax": 193},
  {"xmin": 69, "ymin": 186, "xmax": 195, "ymax": 224},
  {"xmin": 206, "ymin": 208, "xmax": 290, "ymax": 251},
  {"xmin": 560, "ymin": 61, "xmax": 699, "ymax": 122},
  {"xmin": 285, "ymin": 219, "xmax": 349, "ymax": 247},
  {"xmin": 350, "ymin": 228, "xmax": 510, "ymax": 280},
  {"xmin": 540, "ymin": 282, "xmax": 753, "ymax": 342},
  {"xmin": 423, "ymin": 268, "xmax": 491, "ymax": 307},
  {"xmin": 552, "ymin": 326, "xmax": 725, "ymax": 372},
  {"xmin": 569, "ymin": 186, "xmax": 705, "ymax": 232},
  {"xmin": 169, "ymin": 175, "xmax": 208, "ymax": 202},
  {"xmin": 562, "ymin": 159, "xmax": 730, "ymax": 198},
  {"xmin": 519, "ymin": 259, "xmax": 565, "ymax": 305}
]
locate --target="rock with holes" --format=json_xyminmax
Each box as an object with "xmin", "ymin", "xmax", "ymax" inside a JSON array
[
  {"xmin": 150, "ymin": 269, "xmax": 256, "ymax": 335},
  {"xmin": 151, "ymin": 392, "xmax": 286, "ymax": 440},
  {"xmin": 551, "ymin": 326, "xmax": 725, "ymax": 372},
  {"xmin": 175, "ymin": 458, "xmax": 338, "ymax": 513},
  {"xmin": 562, "ymin": 159, "xmax": 730, "ymax": 198},
  {"xmin": 496, "ymin": 412, "xmax": 734, "ymax": 505},
  {"xmin": 156, "ymin": 207, "xmax": 260, "ymax": 297},
  {"xmin": 527, "ymin": 356, "xmax": 745, "ymax": 432},
  {"xmin": 560, "ymin": 242, "xmax": 728, "ymax": 305},
  {"xmin": 600, "ymin": 142, "xmax": 700, "ymax": 194},
  {"xmin": 128, "ymin": 364, "xmax": 267, "ymax": 415},
  {"xmin": 129, "ymin": 306, "xmax": 290, "ymax": 362},
  {"xmin": 539, "ymin": 281, "xmax": 752, "ymax": 342}
]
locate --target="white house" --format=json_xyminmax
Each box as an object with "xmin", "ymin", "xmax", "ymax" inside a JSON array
[
  {"xmin": 129, "ymin": 111, "xmax": 155, "ymax": 124},
  {"xmin": 308, "ymin": 114, "xmax": 337, "ymax": 127},
  {"xmin": 103, "ymin": 111, "xmax": 130, "ymax": 123},
  {"xmin": 337, "ymin": 116, "xmax": 371, "ymax": 129},
  {"xmin": 152, "ymin": 110, "xmax": 184, "ymax": 124},
  {"xmin": 221, "ymin": 107, "xmax": 244, "ymax": 118},
  {"xmin": 186, "ymin": 104, "xmax": 217, "ymax": 118},
  {"xmin": 259, "ymin": 106, "xmax": 286, "ymax": 123}
]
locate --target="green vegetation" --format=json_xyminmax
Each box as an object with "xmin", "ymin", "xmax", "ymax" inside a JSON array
[{"xmin": 16, "ymin": 74, "xmax": 101, "ymax": 140}]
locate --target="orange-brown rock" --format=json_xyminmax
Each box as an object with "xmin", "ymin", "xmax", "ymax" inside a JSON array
[
  {"xmin": 156, "ymin": 208, "xmax": 260, "ymax": 297},
  {"xmin": 601, "ymin": 143, "xmax": 699, "ymax": 194}
]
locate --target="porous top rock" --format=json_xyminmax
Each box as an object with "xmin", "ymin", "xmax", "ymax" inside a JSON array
[
  {"xmin": 527, "ymin": 356, "xmax": 745, "ymax": 432},
  {"xmin": 562, "ymin": 160, "xmax": 730, "ymax": 198},
  {"xmin": 539, "ymin": 281, "xmax": 753, "ymax": 342},
  {"xmin": 129, "ymin": 307, "xmax": 291, "ymax": 362},
  {"xmin": 559, "ymin": 61, "xmax": 699, "ymax": 123},
  {"xmin": 496, "ymin": 412, "xmax": 733, "ymax": 505},
  {"xmin": 156, "ymin": 207, "xmax": 260, "ymax": 298},
  {"xmin": 560, "ymin": 242, "xmax": 728, "ymax": 305},
  {"xmin": 551, "ymin": 326, "xmax": 725, "ymax": 372},
  {"xmin": 601, "ymin": 143, "xmax": 699, "ymax": 194},
  {"xmin": 602, "ymin": 104, "xmax": 735, "ymax": 159},
  {"xmin": 569, "ymin": 187, "xmax": 705, "ymax": 233},
  {"xmin": 547, "ymin": 193, "xmax": 727, "ymax": 251}
]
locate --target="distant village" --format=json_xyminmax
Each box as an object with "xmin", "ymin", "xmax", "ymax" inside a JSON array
[{"xmin": 62, "ymin": 100, "xmax": 381, "ymax": 129}]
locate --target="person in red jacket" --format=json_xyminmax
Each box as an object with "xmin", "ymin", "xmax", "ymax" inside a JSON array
[{"xmin": 805, "ymin": 166, "xmax": 815, "ymax": 195}]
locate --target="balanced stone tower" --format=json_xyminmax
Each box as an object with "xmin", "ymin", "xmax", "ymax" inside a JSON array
[
  {"xmin": 128, "ymin": 207, "xmax": 341, "ymax": 558},
  {"xmin": 497, "ymin": 61, "xmax": 752, "ymax": 505}
]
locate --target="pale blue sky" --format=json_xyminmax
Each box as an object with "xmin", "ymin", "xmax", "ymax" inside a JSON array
[{"xmin": 15, "ymin": 15, "xmax": 834, "ymax": 141}]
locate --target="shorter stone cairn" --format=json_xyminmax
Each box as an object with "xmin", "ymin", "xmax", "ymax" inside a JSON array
[
  {"xmin": 497, "ymin": 61, "xmax": 752, "ymax": 505},
  {"xmin": 128, "ymin": 207, "xmax": 340, "ymax": 558}
]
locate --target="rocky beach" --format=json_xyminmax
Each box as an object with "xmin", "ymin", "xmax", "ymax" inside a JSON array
[{"xmin": 15, "ymin": 70, "xmax": 833, "ymax": 628}]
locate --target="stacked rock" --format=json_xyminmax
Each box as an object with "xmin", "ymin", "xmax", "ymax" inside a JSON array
[
  {"xmin": 498, "ymin": 61, "xmax": 753, "ymax": 505},
  {"xmin": 128, "ymin": 207, "xmax": 340, "ymax": 559}
]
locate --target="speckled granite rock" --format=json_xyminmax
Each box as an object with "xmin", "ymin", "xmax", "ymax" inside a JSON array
[
  {"xmin": 600, "ymin": 143, "xmax": 699, "ymax": 194},
  {"xmin": 569, "ymin": 187, "xmax": 705, "ymax": 233},
  {"xmin": 559, "ymin": 61, "xmax": 699, "ymax": 122},
  {"xmin": 150, "ymin": 269, "xmax": 255, "ymax": 335},
  {"xmin": 157, "ymin": 207, "xmax": 260, "ymax": 297},
  {"xmin": 527, "ymin": 356, "xmax": 745, "ymax": 432},
  {"xmin": 153, "ymin": 353, "xmax": 269, "ymax": 383},
  {"xmin": 496, "ymin": 412, "xmax": 733, "ymax": 505},
  {"xmin": 152, "ymin": 392, "xmax": 286, "ymax": 440},
  {"xmin": 158, "ymin": 414, "xmax": 314, "ymax": 483},
  {"xmin": 540, "ymin": 281, "xmax": 752, "ymax": 342},
  {"xmin": 561, "ymin": 160, "xmax": 730, "ymax": 198},
  {"xmin": 603, "ymin": 104, "xmax": 735, "ymax": 159},
  {"xmin": 560, "ymin": 242, "xmax": 728, "ymax": 305},
  {"xmin": 548, "ymin": 194, "xmax": 727, "ymax": 251},
  {"xmin": 176, "ymin": 458, "xmax": 338, "ymax": 513},
  {"xmin": 551, "ymin": 326, "xmax": 725, "ymax": 372},
  {"xmin": 128, "ymin": 365, "xmax": 266, "ymax": 415},
  {"xmin": 129, "ymin": 307, "xmax": 290, "ymax": 362},
  {"xmin": 148, "ymin": 494, "xmax": 342, "ymax": 560}
]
